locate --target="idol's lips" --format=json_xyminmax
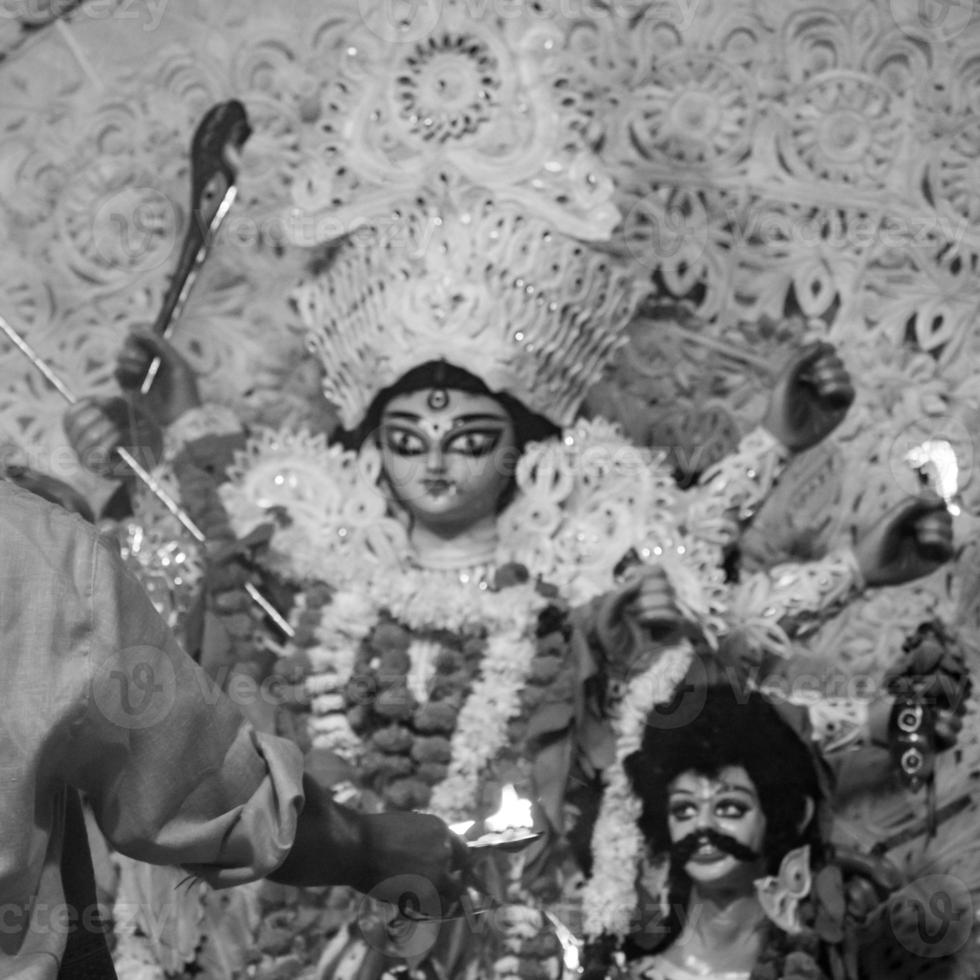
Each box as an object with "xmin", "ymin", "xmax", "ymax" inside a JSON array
[
  {"xmin": 422, "ymin": 478, "xmax": 455, "ymax": 496},
  {"xmin": 688, "ymin": 845, "xmax": 727, "ymax": 864}
]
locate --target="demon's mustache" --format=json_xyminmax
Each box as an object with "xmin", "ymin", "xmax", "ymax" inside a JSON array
[{"xmin": 670, "ymin": 828, "xmax": 761, "ymax": 866}]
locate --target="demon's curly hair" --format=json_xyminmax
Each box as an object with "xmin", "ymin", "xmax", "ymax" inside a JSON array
[{"xmin": 624, "ymin": 682, "xmax": 824, "ymax": 875}]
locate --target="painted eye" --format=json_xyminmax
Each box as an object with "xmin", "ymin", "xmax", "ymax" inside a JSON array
[
  {"xmin": 668, "ymin": 801, "xmax": 697, "ymax": 821},
  {"xmin": 384, "ymin": 429, "xmax": 426, "ymax": 456},
  {"xmin": 716, "ymin": 799, "xmax": 750, "ymax": 820},
  {"xmin": 446, "ymin": 430, "xmax": 501, "ymax": 457}
]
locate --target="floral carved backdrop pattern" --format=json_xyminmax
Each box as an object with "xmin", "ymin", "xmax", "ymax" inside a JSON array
[
  {"xmin": 1, "ymin": 0, "xmax": 980, "ymax": 964},
  {"xmin": 2, "ymin": 0, "xmax": 979, "ymax": 703}
]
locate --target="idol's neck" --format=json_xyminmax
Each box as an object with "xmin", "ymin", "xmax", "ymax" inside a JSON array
[
  {"xmin": 409, "ymin": 515, "xmax": 499, "ymax": 570},
  {"xmin": 664, "ymin": 886, "xmax": 767, "ymax": 977}
]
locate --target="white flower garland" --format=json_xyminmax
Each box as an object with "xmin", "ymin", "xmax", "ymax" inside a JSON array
[
  {"xmin": 428, "ymin": 624, "xmax": 539, "ymax": 821},
  {"xmin": 377, "ymin": 565, "xmax": 543, "ymax": 634},
  {"xmin": 581, "ymin": 641, "xmax": 695, "ymax": 939}
]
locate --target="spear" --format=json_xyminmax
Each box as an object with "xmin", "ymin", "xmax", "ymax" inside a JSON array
[{"xmin": 0, "ymin": 310, "xmax": 293, "ymax": 638}]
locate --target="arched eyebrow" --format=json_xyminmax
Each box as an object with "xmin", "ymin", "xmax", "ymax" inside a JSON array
[
  {"xmin": 716, "ymin": 783, "xmax": 757, "ymax": 798},
  {"xmin": 381, "ymin": 412, "xmax": 424, "ymax": 424},
  {"xmin": 668, "ymin": 782, "xmax": 758, "ymax": 800},
  {"xmin": 450, "ymin": 413, "xmax": 510, "ymax": 426}
]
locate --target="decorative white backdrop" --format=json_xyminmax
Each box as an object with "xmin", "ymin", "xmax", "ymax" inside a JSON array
[
  {"xmin": 2, "ymin": 0, "xmax": 980, "ymax": 975},
  {"xmin": 1, "ymin": 2, "xmax": 978, "ymax": 688},
  {"xmin": 3, "ymin": 0, "xmax": 978, "ymax": 637}
]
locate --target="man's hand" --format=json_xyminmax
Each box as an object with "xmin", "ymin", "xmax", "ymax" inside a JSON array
[
  {"xmin": 763, "ymin": 341, "xmax": 854, "ymax": 451},
  {"xmin": 270, "ymin": 777, "xmax": 470, "ymax": 912},
  {"xmin": 115, "ymin": 325, "xmax": 201, "ymax": 427},
  {"xmin": 358, "ymin": 810, "xmax": 470, "ymax": 910},
  {"xmin": 853, "ymin": 494, "xmax": 953, "ymax": 588}
]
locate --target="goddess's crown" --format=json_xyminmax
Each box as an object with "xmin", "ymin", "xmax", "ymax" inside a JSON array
[
  {"xmin": 283, "ymin": 0, "xmax": 642, "ymax": 429},
  {"xmin": 293, "ymin": 184, "xmax": 638, "ymax": 428}
]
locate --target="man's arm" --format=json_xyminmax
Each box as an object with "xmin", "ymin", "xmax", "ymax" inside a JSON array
[
  {"xmin": 58, "ymin": 532, "xmax": 465, "ymax": 900},
  {"xmin": 59, "ymin": 533, "xmax": 303, "ymax": 884}
]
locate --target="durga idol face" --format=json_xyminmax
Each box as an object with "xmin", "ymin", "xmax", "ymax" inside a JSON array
[{"xmin": 379, "ymin": 387, "xmax": 518, "ymax": 536}]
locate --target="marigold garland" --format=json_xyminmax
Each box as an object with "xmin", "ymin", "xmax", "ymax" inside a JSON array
[{"xmin": 279, "ymin": 561, "xmax": 566, "ymax": 823}]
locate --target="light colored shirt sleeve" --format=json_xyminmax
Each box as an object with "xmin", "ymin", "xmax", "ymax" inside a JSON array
[{"xmin": 56, "ymin": 532, "xmax": 304, "ymax": 888}]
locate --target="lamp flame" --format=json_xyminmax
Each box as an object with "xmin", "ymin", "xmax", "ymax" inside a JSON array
[
  {"xmin": 905, "ymin": 440, "xmax": 960, "ymax": 515},
  {"xmin": 448, "ymin": 784, "xmax": 539, "ymax": 849},
  {"xmin": 484, "ymin": 784, "xmax": 535, "ymax": 833}
]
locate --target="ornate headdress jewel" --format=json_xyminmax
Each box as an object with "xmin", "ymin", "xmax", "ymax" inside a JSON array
[{"xmin": 284, "ymin": 0, "xmax": 640, "ymax": 428}]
